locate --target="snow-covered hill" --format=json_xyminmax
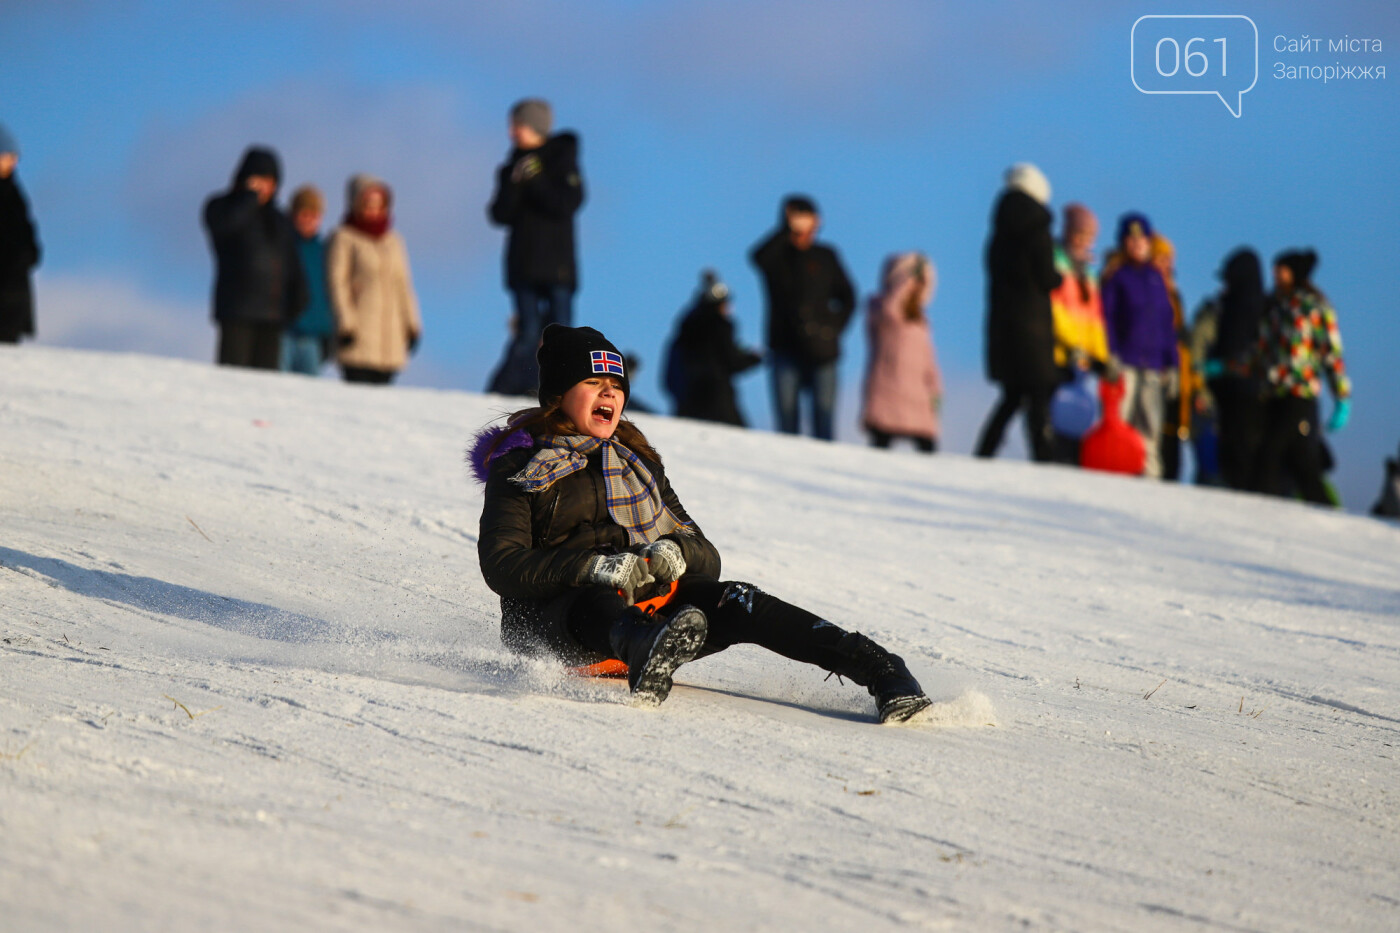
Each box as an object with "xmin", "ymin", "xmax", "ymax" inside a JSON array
[{"xmin": 2, "ymin": 346, "xmax": 1397, "ymax": 932}]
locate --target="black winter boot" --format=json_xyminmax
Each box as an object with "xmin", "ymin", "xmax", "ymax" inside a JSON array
[
  {"xmin": 609, "ymin": 605, "xmax": 708, "ymax": 706},
  {"xmin": 830, "ymin": 632, "xmax": 933, "ymax": 724}
]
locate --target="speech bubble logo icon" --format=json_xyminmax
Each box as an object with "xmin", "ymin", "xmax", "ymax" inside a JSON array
[{"xmin": 1131, "ymin": 15, "xmax": 1258, "ymax": 117}]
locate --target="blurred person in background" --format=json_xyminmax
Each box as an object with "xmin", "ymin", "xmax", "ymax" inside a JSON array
[
  {"xmin": 1185, "ymin": 307, "xmax": 1224, "ymax": 488},
  {"xmin": 666, "ymin": 270, "xmax": 762, "ymax": 426},
  {"xmin": 750, "ymin": 194, "xmax": 856, "ymax": 441},
  {"xmin": 975, "ymin": 163, "xmax": 1061, "ymax": 463},
  {"xmin": 861, "ymin": 252, "xmax": 943, "ymax": 453},
  {"xmin": 0, "ymin": 123, "xmax": 40, "ymax": 345},
  {"xmin": 486, "ymin": 98, "xmax": 586, "ymax": 397},
  {"xmin": 1048, "ymin": 203, "xmax": 1108, "ymax": 465},
  {"xmin": 1190, "ymin": 248, "xmax": 1267, "ymax": 490},
  {"xmin": 329, "ymin": 174, "xmax": 422, "ymax": 386},
  {"xmin": 282, "ymin": 184, "xmax": 335, "ymax": 375},
  {"xmin": 1100, "ymin": 212, "xmax": 1177, "ymax": 479},
  {"xmin": 202, "ymin": 145, "xmax": 306, "ymax": 369},
  {"xmin": 1252, "ymin": 249, "xmax": 1350, "ymax": 505},
  {"xmin": 1150, "ymin": 232, "xmax": 1192, "ymax": 481},
  {"xmin": 1372, "ymin": 442, "xmax": 1400, "ymax": 519}
]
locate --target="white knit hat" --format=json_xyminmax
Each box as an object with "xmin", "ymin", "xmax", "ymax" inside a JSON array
[{"xmin": 1004, "ymin": 162, "xmax": 1051, "ymax": 206}]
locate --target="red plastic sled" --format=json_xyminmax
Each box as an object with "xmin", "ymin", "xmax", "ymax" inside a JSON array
[
  {"xmin": 569, "ymin": 580, "xmax": 679, "ymax": 678},
  {"xmin": 1079, "ymin": 376, "xmax": 1147, "ymax": 476}
]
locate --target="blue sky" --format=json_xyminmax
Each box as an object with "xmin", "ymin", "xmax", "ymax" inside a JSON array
[{"xmin": 3, "ymin": 0, "xmax": 1396, "ymax": 510}]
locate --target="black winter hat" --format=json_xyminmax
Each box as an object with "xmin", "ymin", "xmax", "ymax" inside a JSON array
[
  {"xmin": 537, "ymin": 324, "xmax": 630, "ymax": 405},
  {"xmin": 1274, "ymin": 249, "xmax": 1319, "ymax": 288}
]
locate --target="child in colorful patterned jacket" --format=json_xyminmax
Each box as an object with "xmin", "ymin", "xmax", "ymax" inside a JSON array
[{"xmin": 1252, "ymin": 249, "xmax": 1351, "ymax": 504}]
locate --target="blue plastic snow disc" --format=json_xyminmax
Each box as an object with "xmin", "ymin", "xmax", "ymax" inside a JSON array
[{"xmin": 1051, "ymin": 373, "xmax": 1100, "ymax": 439}]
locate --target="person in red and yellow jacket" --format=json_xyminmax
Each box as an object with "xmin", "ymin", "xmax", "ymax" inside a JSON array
[
  {"xmin": 1051, "ymin": 204, "xmax": 1108, "ymax": 371},
  {"xmin": 1048, "ymin": 204, "xmax": 1108, "ymax": 464}
]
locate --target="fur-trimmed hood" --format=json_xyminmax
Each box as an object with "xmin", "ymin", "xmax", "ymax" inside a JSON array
[{"xmin": 466, "ymin": 424, "xmax": 535, "ymax": 485}]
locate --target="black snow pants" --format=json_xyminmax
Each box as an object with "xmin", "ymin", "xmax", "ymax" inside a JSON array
[
  {"xmin": 1253, "ymin": 395, "xmax": 1330, "ymax": 505},
  {"xmin": 975, "ymin": 382, "xmax": 1054, "ymax": 462}
]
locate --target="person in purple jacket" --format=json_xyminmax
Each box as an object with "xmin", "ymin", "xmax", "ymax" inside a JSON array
[{"xmin": 1101, "ymin": 213, "xmax": 1179, "ymax": 478}]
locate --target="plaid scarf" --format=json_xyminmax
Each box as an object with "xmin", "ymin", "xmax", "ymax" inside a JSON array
[{"xmin": 509, "ymin": 435, "xmax": 688, "ymax": 546}]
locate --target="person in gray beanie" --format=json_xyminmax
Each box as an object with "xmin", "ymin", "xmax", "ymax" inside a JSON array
[
  {"xmin": 510, "ymin": 99, "xmax": 552, "ymax": 139},
  {"xmin": 0, "ymin": 123, "xmax": 41, "ymax": 344},
  {"xmin": 486, "ymin": 98, "xmax": 587, "ymax": 396}
]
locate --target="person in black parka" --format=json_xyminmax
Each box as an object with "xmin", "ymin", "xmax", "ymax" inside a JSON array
[
  {"xmin": 974, "ymin": 163, "xmax": 1063, "ymax": 462},
  {"xmin": 749, "ymin": 195, "xmax": 856, "ymax": 440},
  {"xmin": 201, "ymin": 145, "xmax": 307, "ymax": 369},
  {"xmin": 486, "ymin": 99, "xmax": 586, "ymax": 397},
  {"xmin": 1197, "ymin": 248, "xmax": 1267, "ymax": 491},
  {"xmin": 0, "ymin": 124, "xmax": 41, "ymax": 344},
  {"xmin": 667, "ymin": 270, "xmax": 762, "ymax": 426},
  {"xmin": 1373, "ymin": 442, "xmax": 1400, "ymax": 519},
  {"xmin": 470, "ymin": 324, "xmax": 933, "ymax": 723}
]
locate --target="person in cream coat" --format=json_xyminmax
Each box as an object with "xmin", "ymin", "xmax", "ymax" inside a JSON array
[{"xmin": 329, "ymin": 174, "xmax": 422, "ymax": 384}]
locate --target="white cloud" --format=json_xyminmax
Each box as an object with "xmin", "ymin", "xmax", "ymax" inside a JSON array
[{"xmin": 33, "ymin": 273, "xmax": 214, "ymax": 362}]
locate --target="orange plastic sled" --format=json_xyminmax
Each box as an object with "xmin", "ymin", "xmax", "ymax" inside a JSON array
[{"xmin": 569, "ymin": 580, "xmax": 679, "ymax": 678}]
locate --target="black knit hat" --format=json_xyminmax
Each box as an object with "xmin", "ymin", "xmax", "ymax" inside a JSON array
[
  {"xmin": 697, "ymin": 268, "xmax": 729, "ymax": 307},
  {"xmin": 1274, "ymin": 249, "xmax": 1319, "ymax": 288},
  {"xmin": 537, "ymin": 324, "xmax": 630, "ymax": 405}
]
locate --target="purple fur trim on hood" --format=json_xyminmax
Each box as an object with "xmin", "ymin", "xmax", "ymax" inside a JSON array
[{"xmin": 466, "ymin": 425, "xmax": 535, "ymax": 485}]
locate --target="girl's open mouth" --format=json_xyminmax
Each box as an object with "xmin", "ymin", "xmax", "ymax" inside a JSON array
[{"xmin": 592, "ymin": 404, "xmax": 615, "ymax": 423}]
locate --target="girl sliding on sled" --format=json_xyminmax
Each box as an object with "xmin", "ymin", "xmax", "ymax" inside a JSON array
[{"xmin": 470, "ymin": 324, "xmax": 932, "ymax": 723}]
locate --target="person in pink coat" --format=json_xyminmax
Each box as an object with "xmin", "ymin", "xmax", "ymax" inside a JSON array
[{"xmin": 861, "ymin": 252, "xmax": 944, "ymax": 452}]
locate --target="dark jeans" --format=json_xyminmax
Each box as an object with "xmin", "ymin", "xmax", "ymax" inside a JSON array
[
  {"xmin": 975, "ymin": 383, "xmax": 1054, "ymax": 462},
  {"xmin": 342, "ymin": 367, "xmax": 395, "ymax": 385},
  {"xmin": 281, "ymin": 334, "xmax": 327, "ymax": 375},
  {"xmin": 566, "ymin": 576, "xmax": 864, "ymax": 674},
  {"xmin": 770, "ymin": 352, "xmax": 838, "ymax": 440},
  {"xmin": 869, "ymin": 430, "xmax": 936, "ymax": 453},
  {"xmin": 1253, "ymin": 395, "xmax": 1330, "ymax": 505},
  {"xmin": 1210, "ymin": 377, "xmax": 1264, "ymax": 491},
  {"xmin": 218, "ymin": 321, "xmax": 283, "ymax": 370},
  {"xmin": 488, "ymin": 284, "xmax": 574, "ymax": 396},
  {"xmin": 1051, "ymin": 432, "xmax": 1081, "ymax": 466}
]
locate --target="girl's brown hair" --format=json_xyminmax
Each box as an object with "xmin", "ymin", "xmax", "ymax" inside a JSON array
[
  {"xmin": 486, "ymin": 400, "xmax": 663, "ymax": 466},
  {"xmin": 903, "ymin": 261, "xmax": 927, "ymax": 323}
]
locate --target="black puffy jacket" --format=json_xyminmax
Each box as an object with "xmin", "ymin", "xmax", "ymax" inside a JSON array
[
  {"xmin": 473, "ymin": 427, "xmax": 721, "ymax": 659},
  {"xmin": 673, "ymin": 298, "xmax": 762, "ymax": 426},
  {"xmin": 201, "ymin": 150, "xmax": 307, "ymax": 325},
  {"xmin": 750, "ymin": 228, "xmax": 856, "ymax": 365},
  {"xmin": 0, "ymin": 174, "xmax": 40, "ymax": 339},
  {"xmin": 487, "ymin": 133, "xmax": 585, "ymax": 290},
  {"xmin": 984, "ymin": 189, "xmax": 1062, "ymax": 389}
]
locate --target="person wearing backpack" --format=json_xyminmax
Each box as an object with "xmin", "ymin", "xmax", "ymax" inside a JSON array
[{"xmin": 665, "ymin": 270, "xmax": 762, "ymax": 426}]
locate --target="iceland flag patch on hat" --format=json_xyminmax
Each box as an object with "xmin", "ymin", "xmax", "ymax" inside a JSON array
[{"xmin": 590, "ymin": 350, "xmax": 625, "ymax": 376}]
